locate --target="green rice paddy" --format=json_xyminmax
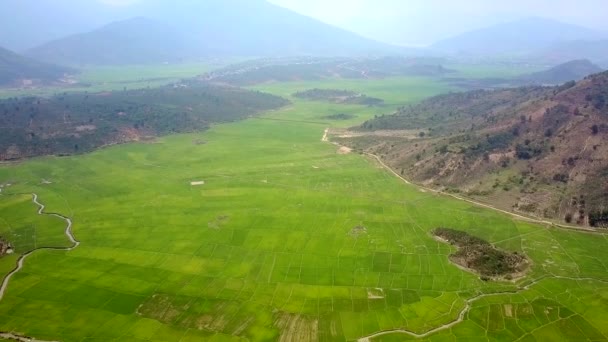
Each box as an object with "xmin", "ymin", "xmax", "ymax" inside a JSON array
[{"xmin": 1, "ymin": 75, "xmax": 607, "ymax": 341}]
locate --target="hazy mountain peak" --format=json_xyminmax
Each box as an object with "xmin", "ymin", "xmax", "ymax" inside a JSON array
[
  {"xmin": 519, "ymin": 59, "xmax": 604, "ymax": 84},
  {"xmin": 24, "ymin": 1, "xmax": 401, "ymax": 65},
  {"xmin": 431, "ymin": 17, "xmax": 607, "ymax": 56}
]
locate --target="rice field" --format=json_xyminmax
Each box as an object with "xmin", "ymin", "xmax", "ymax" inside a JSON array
[{"xmin": 0, "ymin": 75, "xmax": 607, "ymax": 341}]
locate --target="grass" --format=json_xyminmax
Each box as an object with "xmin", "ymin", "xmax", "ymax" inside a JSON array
[
  {"xmin": 444, "ymin": 63, "xmax": 545, "ymax": 79},
  {"xmin": 0, "ymin": 71, "xmax": 608, "ymax": 341}
]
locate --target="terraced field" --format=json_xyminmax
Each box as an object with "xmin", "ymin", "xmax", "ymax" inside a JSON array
[{"xmin": 1, "ymin": 76, "xmax": 608, "ymax": 341}]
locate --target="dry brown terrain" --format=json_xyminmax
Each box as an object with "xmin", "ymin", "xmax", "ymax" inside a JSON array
[{"xmin": 338, "ymin": 71, "xmax": 608, "ymax": 227}]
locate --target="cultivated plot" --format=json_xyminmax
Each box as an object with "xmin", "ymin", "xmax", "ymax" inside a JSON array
[{"xmin": 0, "ymin": 76, "xmax": 607, "ymax": 342}]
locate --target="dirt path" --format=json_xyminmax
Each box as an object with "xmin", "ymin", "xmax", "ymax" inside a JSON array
[
  {"xmin": 0, "ymin": 193, "xmax": 79, "ymax": 303},
  {"xmin": 0, "ymin": 194, "xmax": 78, "ymax": 341},
  {"xmin": 321, "ymin": 128, "xmax": 329, "ymax": 142},
  {"xmin": 365, "ymin": 151, "xmax": 598, "ymax": 233},
  {"xmin": 357, "ymin": 275, "xmax": 608, "ymax": 341},
  {"xmin": 0, "ymin": 332, "xmax": 59, "ymax": 342},
  {"xmin": 321, "ymin": 128, "xmax": 599, "ymax": 233}
]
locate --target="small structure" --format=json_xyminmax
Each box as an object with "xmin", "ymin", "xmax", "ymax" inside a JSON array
[{"xmin": 190, "ymin": 181, "xmax": 205, "ymax": 186}]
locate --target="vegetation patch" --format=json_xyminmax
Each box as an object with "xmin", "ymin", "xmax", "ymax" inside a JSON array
[
  {"xmin": 348, "ymin": 225, "xmax": 367, "ymax": 237},
  {"xmin": 208, "ymin": 215, "xmax": 229, "ymax": 230},
  {"xmin": 322, "ymin": 113, "xmax": 356, "ymax": 120},
  {"xmin": 294, "ymin": 88, "xmax": 384, "ymax": 106},
  {"xmin": 433, "ymin": 228, "xmax": 529, "ymax": 279},
  {"xmin": 0, "ymin": 82, "xmax": 288, "ymax": 160},
  {"xmin": 589, "ymin": 210, "xmax": 608, "ymax": 228}
]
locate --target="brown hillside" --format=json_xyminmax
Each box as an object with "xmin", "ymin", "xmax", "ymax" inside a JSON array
[{"xmin": 338, "ymin": 71, "xmax": 608, "ymax": 227}]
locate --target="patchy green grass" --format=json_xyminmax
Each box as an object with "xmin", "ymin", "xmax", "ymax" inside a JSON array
[{"xmin": 0, "ymin": 75, "xmax": 607, "ymax": 342}]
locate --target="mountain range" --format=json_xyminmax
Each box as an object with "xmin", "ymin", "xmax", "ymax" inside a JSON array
[
  {"xmin": 0, "ymin": 46, "xmax": 72, "ymax": 86},
  {"xmin": 431, "ymin": 17, "xmax": 607, "ymax": 57},
  {"xmin": 22, "ymin": 0, "xmax": 401, "ymax": 65},
  {"xmin": 1, "ymin": 1, "xmax": 607, "ymax": 67}
]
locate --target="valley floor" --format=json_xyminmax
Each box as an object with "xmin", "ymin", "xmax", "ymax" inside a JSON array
[{"xmin": 0, "ymin": 77, "xmax": 607, "ymax": 341}]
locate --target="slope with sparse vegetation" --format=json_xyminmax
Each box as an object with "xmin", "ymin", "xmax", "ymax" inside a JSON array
[
  {"xmin": 518, "ymin": 59, "xmax": 603, "ymax": 84},
  {"xmin": 340, "ymin": 71, "xmax": 608, "ymax": 227}
]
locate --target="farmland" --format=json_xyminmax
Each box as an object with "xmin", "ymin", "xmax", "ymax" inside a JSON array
[{"xmin": 1, "ymin": 74, "xmax": 608, "ymax": 342}]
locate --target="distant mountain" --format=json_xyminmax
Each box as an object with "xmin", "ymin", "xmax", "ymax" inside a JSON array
[
  {"xmin": 26, "ymin": 17, "xmax": 193, "ymax": 66},
  {"xmin": 25, "ymin": 0, "xmax": 399, "ymax": 65},
  {"xmin": 0, "ymin": 46, "xmax": 72, "ymax": 86},
  {"xmin": 0, "ymin": 0, "xmax": 125, "ymax": 51},
  {"xmin": 518, "ymin": 59, "xmax": 603, "ymax": 84},
  {"xmin": 535, "ymin": 40, "xmax": 608, "ymax": 67},
  {"xmin": 431, "ymin": 17, "xmax": 607, "ymax": 56}
]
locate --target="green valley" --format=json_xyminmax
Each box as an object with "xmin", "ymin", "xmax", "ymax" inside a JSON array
[{"xmin": 1, "ymin": 74, "xmax": 607, "ymax": 342}]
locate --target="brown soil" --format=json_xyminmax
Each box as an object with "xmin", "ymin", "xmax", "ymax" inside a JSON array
[
  {"xmin": 337, "ymin": 146, "xmax": 352, "ymax": 154},
  {"xmin": 275, "ymin": 313, "xmax": 319, "ymax": 342},
  {"xmin": 0, "ymin": 238, "xmax": 10, "ymax": 257},
  {"xmin": 349, "ymin": 225, "xmax": 367, "ymax": 237}
]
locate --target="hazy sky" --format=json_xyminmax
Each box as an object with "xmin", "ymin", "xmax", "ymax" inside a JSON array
[
  {"xmin": 266, "ymin": 0, "xmax": 608, "ymax": 46},
  {"xmin": 96, "ymin": 0, "xmax": 608, "ymax": 46}
]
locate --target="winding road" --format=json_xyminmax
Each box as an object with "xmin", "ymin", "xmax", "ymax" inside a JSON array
[{"xmin": 0, "ymin": 194, "xmax": 78, "ymax": 342}]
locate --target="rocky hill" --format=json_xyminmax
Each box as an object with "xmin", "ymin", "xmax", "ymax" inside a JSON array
[
  {"xmin": 518, "ymin": 59, "xmax": 603, "ymax": 85},
  {"xmin": 0, "ymin": 82, "xmax": 287, "ymax": 160},
  {"xmin": 534, "ymin": 40, "xmax": 608, "ymax": 67},
  {"xmin": 338, "ymin": 71, "xmax": 608, "ymax": 227}
]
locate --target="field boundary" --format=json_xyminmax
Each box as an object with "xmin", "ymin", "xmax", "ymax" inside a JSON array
[
  {"xmin": 357, "ymin": 275, "xmax": 608, "ymax": 341},
  {"xmin": 0, "ymin": 194, "xmax": 79, "ymax": 301},
  {"xmin": 0, "ymin": 193, "xmax": 78, "ymax": 341}
]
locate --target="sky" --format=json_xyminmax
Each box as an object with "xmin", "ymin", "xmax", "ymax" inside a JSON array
[
  {"xmin": 265, "ymin": 0, "xmax": 608, "ymax": 46},
  {"xmin": 90, "ymin": 0, "xmax": 607, "ymax": 46}
]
